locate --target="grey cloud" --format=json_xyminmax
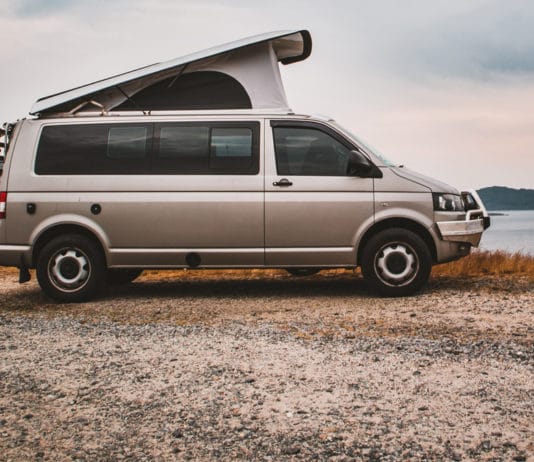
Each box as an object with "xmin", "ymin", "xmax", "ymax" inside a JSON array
[
  {"xmin": 7, "ymin": 0, "xmax": 127, "ymax": 18},
  {"xmin": 10, "ymin": 0, "xmax": 74, "ymax": 17},
  {"xmin": 300, "ymin": 0, "xmax": 534, "ymax": 81},
  {"xmin": 381, "ymin": 0, "xmax": 534, "ymax": 80}
]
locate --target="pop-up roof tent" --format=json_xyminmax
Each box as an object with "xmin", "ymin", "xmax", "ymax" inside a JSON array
[{"xmin": 30, "ymin": 30, "xmax": 311, "ymax": 116}]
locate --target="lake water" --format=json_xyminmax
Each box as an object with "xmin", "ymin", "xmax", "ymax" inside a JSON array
[{"xmin": 479, "ymin": 210, "xmax": 534, "ymax": 255}]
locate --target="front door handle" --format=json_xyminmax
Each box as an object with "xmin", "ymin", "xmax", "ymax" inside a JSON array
[{"xmin": 273, "ymin": 178, "xmax": 293, "ymax": 187}]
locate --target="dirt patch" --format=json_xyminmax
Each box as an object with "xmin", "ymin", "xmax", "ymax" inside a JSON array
[
  {"xmin": 0, "ymin": 269, "xmax": 532, "ymax": 460},
  {"xmin": 1, "ymin": 269, "xmax": 532, "ymax": 344}
]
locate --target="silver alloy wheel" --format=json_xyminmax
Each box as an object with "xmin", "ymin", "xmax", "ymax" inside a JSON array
[
  {"xmin": 374, "ymin": 242, "xmax": 419, "ymax": 287},
  {"xmin": 48, "ymin": 248, "xmax": 91, "ymax": 293}
]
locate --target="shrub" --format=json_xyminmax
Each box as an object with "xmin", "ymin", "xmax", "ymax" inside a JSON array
[{"xmin": 432, "ymin": 250, "xmax": 534, "ymax": 279}]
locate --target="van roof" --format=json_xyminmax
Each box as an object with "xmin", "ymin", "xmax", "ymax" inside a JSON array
[
  {"xmin": 31, "ymin": 30, "xmax": 312, "ymax": 117},
  {"xmin": 32, "ymin": 111, "xmax": 328, "ymax": 122}
]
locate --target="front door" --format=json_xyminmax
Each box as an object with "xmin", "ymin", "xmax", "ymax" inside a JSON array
[{"xmin": 264, "ymin": 121, "xmax": 374, "ymax": 267}]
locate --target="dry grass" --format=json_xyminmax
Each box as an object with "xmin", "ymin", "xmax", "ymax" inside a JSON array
[
  {"xmin": 0, "ymin": 250, "xmax": 532, "ymax": 282},
  {"xmin": 432, "ymin": 250, "xmax": 534, "ymax": 279},
  {"xmin": 143, "ymin": 251, "xmax": 534, "ymax": 281}
]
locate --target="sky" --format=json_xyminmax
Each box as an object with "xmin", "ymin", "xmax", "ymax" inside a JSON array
[{"xmin": 1, "ymin": 0, "xmax": 533, "ymax": 189}]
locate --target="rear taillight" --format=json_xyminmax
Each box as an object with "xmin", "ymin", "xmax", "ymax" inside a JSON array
[{"xmin": 0, "ymin": 191, "xmax": 6, "ymax": 219}]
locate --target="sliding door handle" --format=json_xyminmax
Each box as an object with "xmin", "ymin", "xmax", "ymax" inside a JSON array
[{"xmin": 273, "ymin": 178, "xmax": 293, "ymax": 187}]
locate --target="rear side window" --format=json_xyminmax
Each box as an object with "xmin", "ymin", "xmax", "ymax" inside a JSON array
[
  {"xmin": 152, "ymin": 122, "xmax": 259, "ymax": 174},
  {"xmin": 35, "ymin": 124, "xmax": 150, "ymax": 175},
  {"xmin": 158, "ymin": 126, "xmax": 209, "ymax": 158},
  {"xmin": 35, "ymin": 122, "xmax": 259, "ymax": 175},
  {"xmin": 211, "ymin": 128, "xmax": 252, "ymax": 157},
  {"xmin": 107, "ymin": 127, "xmax": 147, "ymax": 159}
]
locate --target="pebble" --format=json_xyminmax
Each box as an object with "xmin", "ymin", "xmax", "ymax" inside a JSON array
[{"xmin": 282, "ymin": 446, "xmax": 301, "ymax": 455}]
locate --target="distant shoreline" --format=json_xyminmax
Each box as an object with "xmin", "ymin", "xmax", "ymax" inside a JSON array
[
  {"xmin": 478, "ymin": 186, "xmax": 534, "ymax": 211},
  {"xmin": 487, "ymin": 210, "xmax": 534, "ymax": 214}
]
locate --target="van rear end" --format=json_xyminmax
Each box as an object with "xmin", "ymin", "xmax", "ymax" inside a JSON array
[
  {"xmin": 0, "ymin": 120, "xmax": 28, "ymax": 270},
  {"xmin": 0, "ymin": 122, "xmax": 12, "ymax": 245}
]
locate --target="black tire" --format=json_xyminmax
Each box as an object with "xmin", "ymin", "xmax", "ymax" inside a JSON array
[
  {"xmin": 361, "ymin": 228, "xmax": 431, "ymax": 297},
  {"xmin": 106, "ymin": 269, "xmax": 143, "ymax": 285},
  {"xmin": 36, "ymin": 234, "xmax": 106, "ymax": 303},
  {"xmin": 285, "ymin": 268, "xmax": 321, "ymax": 277}
]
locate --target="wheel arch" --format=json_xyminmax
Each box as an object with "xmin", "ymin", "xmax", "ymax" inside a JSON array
[
  {"xmin": 356, "ymin": 217, "xmax": 437, "ymax": 266},
  {"xmin": 31, "ymin": 221, "xmax": 109, "ymax": 268}
]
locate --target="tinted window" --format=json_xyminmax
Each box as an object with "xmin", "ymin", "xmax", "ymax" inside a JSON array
[
  {"xmin": 108, "ymin": 127, "xmax": 147, "ymax": 159},
  {"xmin": 209, "ymin": 127, "xmax": 254, "ymax": 171},
  {"xmin": 273, "ymin": 127, "xmax": 352, "ymax": 176},
  {"xmin": 35, "ymin": 122, "xmax": 259, "ymax": 175},
  {"xmin": 211, "ymin": 128, "xmax": 252, "ymax": 157},
  {"xmin": 153, "ymin": 123, "xmax": 259, "ymax": 174},
  {"xmin": 36, "ymin": 124, "xmax": 150, "ymax": 175},
  {"xmin": 159, "ymin": 126, "xmax": 209, "ymax": 158}
]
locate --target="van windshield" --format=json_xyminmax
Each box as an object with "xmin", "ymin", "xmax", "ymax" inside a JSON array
[{"xmin": 332, "ymin": 122, "xmax": 397, "ymax": 167}]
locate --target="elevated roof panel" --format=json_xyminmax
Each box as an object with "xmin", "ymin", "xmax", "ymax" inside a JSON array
[{"xmin": 31, "ymin": 30, "xmax": 311, "ymax": 116}]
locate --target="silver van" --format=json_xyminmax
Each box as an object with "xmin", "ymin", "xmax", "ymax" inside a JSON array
[{"xmin": 0, "ymin": 30, "xmax": 490, "ymax": 301}]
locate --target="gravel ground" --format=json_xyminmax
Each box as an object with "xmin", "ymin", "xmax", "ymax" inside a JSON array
[{"xmin": 0, "ymin": 268, "xmax": 533, "ymax": 461}]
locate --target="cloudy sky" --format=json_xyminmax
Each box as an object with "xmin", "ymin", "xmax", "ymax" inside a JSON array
[{"xmin": 1, "ymin": 0, "xmax": 533, "ymax": 189}]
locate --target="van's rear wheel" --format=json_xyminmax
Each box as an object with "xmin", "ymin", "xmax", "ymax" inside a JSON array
[
  {"xmin": 106, "ymin": 269, "xmax": 143, "ymax": 285},
  {"xmin": 361, "ymin": 228, "xmax": 431, "ymax": 297},
  {"xmin": 36, "ymin": 234, "xmax": 105, "ymax": 302}
]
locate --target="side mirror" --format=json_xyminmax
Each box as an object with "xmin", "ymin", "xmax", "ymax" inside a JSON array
[{"xmin": 347, "ymin": 150, "xmax": 373, "ymax": 176}]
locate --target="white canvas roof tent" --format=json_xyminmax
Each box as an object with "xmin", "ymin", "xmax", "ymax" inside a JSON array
[{"xmin": 30, "ymin": 30, "xmax": 311, "ymax": 117}]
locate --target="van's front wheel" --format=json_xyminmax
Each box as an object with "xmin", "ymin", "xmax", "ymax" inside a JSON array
[
  {"xmin": 36, "ymin": 234, "xmax": 106, "ymax": 302},
  {"xmin": 361, "ymin": 228, "xmax": 431, "ymax": 297}
]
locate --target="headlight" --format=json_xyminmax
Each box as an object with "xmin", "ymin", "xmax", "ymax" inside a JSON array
[{"xmin": 432, "ymin": 193, "xmax": 464, "ymax": 211}]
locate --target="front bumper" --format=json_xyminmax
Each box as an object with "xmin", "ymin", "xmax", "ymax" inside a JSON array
[
  {"xmin": 436, "ymin": 190, "xmax": 490, "ymax": 248},
  {"xmin": 436, "ymin": 217, "xmax": 486, "ymax": 246}
]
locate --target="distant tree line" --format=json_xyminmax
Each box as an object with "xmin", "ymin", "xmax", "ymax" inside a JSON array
[{"xmin": 477, "ymin": 186, "xmax": 534, "ymax": 210}]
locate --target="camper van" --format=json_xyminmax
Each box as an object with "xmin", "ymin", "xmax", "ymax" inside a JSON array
[{"xmin": 0, "ymin": 30, "xmax": 490, "ymax": 302}]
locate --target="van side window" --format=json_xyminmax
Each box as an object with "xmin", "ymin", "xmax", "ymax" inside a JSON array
[
  {"xmin": 35, "ymin": 124, "xmax": 151, "ymax": 175},
  {"xmin": 107, "ymin": 127, "xmax": 148, "ymax": 159},
  {"xmin": 159, "ymin": 126, "xmax": 210, "ymax": 158},
  {"xmin": 273, "ymin": 127, "xmax": 352, "ymax": 176},
  {"xmin": 211, "ymin": 128, "xmax": 252, "ymax": 158},
  {"xmin": 35, "ymin": 122, "xmax": 260, "ymax": 175},
  {"xmin": 209, "ymin": 127, "xmax": 254, "ymax": 171},
  {"xmin": 153, "ymin": 123, "xmax": 259, "ymax": 174}
]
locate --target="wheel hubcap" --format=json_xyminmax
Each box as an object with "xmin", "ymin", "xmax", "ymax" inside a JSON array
[
  {"xmin": 49, "ymin": 248, "xmax": 90, "ymax": 292},
  {"xmin": 375, "ymin": 243, "xmax": 419, "ymax": 287}
]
